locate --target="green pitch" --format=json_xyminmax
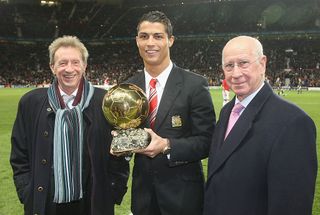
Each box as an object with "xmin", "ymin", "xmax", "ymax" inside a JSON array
[{"xmin": 0, "ymin": 88, "xmax": 319, "ymax": 215}]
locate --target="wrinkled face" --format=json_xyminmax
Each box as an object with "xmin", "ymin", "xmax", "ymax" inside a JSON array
[
  {"xmin": 222, "ymin": 40, "xmax": 266, "ymax": 101},
  {"xmin": 50, "ymin": 46, "xmax": 86, "ymax": 95},
  {"xmin": 136, "ymin": 21, "xmax": 174, "ymax": 72}
]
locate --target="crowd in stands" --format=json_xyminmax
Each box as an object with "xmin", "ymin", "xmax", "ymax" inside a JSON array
[
  {"xmin": 0, "ymin": 0, "xmax": 319, "ymax": 39},
  {"xmin": 0, "ymin": 0, "xmax": 319, "ymax": 88},
  {"xmin": 1, "ymin": 37, "xmax": 319, "ymax": 88}
]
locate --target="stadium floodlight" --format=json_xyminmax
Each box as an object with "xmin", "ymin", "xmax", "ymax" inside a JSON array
[{"xmin": 40, "ymin": 0, "xmax": 57, "ymax": 6}]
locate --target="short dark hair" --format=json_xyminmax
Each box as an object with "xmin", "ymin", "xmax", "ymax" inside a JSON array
[{"xmin": 137, "ymin": 11, "xmax": 173, "ymax": 38}]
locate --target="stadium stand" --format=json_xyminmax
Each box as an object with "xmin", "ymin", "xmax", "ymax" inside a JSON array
[{"xmin": 0, "ymin": 0, "xmax": 319, "ymax": 87}]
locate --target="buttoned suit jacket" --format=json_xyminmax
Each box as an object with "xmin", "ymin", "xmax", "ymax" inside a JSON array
[
  {"xmin": 10, "ymin": 87, "xmax": 129, "ymax": 215},
  {"xmin": 203, "ymin": 83, "xmax": 317, "ymax": 215},
  {"xmin": 127, "ymin": 65, "xmax": 216, "ymax": 215}
]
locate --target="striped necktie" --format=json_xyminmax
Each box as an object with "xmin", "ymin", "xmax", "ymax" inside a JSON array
[{"xmin": 149, "ymin": 78, "xmax": 158, "ymax": 129}]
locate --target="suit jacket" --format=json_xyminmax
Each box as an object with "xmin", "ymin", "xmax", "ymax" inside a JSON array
[
  {"xmin": 204, "ymin": 83, "xmax": 317, "ymax": 215},
  {"xmin": 10, "ymin": 87, "xmax": 129, "ymax": 215},
  {"xmin": 127, "ymin": 65, "xmax": 216, "ymax": 215}
]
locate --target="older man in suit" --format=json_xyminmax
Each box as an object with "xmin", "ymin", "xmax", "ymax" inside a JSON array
[
  {"xmin": 203, "ymin": 35, "xmax": 317, "ymax": 215},
  {"xmin": 126, "ymin": 11, "xmax": 216, "ymax": 215}
]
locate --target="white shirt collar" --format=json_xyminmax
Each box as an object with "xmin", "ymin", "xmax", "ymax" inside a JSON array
[
  {"xmin": 59, "ymin": 87, "xmax": 78, "ymax": 97},
  {"xmin": 235, "ymin": 82, "xmax": 265, "ymax": 108},
  {"xmin": 144, "ymin": 61, "xmax": 173, "ymax": 92},
  {"xmin": 59, "ymin": 87, "xmax": 78, "ymax": 109}
]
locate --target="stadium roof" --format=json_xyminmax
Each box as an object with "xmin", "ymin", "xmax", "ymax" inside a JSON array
[
  {"xmin": 6, "ymin": 0, "xmax": 123, "ymax": 4},
  {"xmin": 6, "ymin": 0, "xmax": 247, "ymax": 4}
]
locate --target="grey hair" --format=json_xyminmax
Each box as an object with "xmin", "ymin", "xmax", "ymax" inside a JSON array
[{"xmin": 48, "ymin": 35, "xmax": 89, "ymax": 65}]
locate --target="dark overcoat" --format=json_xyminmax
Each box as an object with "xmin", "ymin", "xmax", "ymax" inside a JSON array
[
  {"xmin": 10, "ymin": 87, "xmax": 129, "ymax": 215},
  {"xmin": 204, "ymin": 83, "xmax": 317, "ymax": 215}
]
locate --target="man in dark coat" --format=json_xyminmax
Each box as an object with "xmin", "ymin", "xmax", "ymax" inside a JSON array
[
  {"xmin": 10, "ymin": 35, "xmax": 129, "ymax": 215},
  {"xmin": 203, "ymin": 35, "xmax": 317, "ymax": 215},
  {"xmin": 126, "ymin": 11, "xmax": 216, "ymax": 215}
]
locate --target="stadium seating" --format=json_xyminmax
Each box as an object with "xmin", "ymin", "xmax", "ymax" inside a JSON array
[{"xmin": 0, "ymin": 0, "xmax": 319, "ymax": 87}]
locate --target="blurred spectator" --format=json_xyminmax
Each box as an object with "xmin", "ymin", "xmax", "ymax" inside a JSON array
[{"xmin": 0, "ymin": 0, "xmax": 319, "ymax": 87}]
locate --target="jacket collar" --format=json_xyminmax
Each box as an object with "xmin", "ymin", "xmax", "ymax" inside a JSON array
[{"xmin": 208, "ymin": 82, "xmax": 274, "ymax": 179}]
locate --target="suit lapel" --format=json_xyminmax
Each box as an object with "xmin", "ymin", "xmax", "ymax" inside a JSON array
[
  {"xmin": 207, "ymin": 98, "xmax": 234, "ymax": 176},
  {"xmin": 154, "ymin": 66, "xmax": 182, "ymax": 131},
  {"xmin": 217, "ymin": 99, "xmax": 234, "ymax": 149},
  {"xmin": 208, "ymin": 83, "xmax": 273, "ymax": 179},
  {"xmin": 127, "ymin": 67, "xmax": 182, "ymax": 131}
]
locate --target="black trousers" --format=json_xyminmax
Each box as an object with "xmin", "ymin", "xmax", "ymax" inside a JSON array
[{"xmin": 46, "ymin": 198, "xmax": 91, "ymax": 215}]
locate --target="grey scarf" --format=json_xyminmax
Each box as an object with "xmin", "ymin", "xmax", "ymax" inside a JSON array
[{"xmin": 48, "ymin": 78, "xmax": 94, "ymax": 203}]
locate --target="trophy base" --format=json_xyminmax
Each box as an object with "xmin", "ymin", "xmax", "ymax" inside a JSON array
[{"xmin": 111, "ymin": 128, "xmax": 150, "ymax": 153}]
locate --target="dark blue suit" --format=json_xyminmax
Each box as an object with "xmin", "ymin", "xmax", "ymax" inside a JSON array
[{"xmin": 204, "ymin": 83, "xmax": 317, "ymax": 215}]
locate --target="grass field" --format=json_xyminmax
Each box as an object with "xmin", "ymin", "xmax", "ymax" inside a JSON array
[{"xmin": 0, "ymin": 88, "xmax": 319, "ymax": 215}]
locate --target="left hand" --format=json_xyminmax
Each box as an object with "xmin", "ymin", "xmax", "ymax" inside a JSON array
[{"xmin": 134, "ymin": 128, "xmax": 168, "ymax": 158}]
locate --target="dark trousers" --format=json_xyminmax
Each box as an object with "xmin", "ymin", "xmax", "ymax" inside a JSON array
[{"xmin": 47, "ymin": 200, "xmax": 89, "ymax": 215}]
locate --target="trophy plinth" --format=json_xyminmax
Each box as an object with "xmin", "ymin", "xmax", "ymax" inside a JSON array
[
  {"xmin": 102, "ymin": 83, "xmax": 150, "ymax": 155},
  {"xmin": 111, "ymin": 128, "xmax": 150, "ymax": 153}
]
